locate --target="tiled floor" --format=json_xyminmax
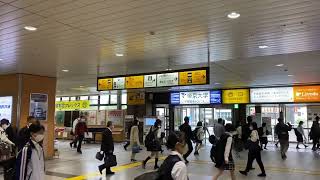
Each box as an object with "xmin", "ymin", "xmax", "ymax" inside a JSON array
[{"xmin": 3, "ymin": 141, "xmax": 320, "ymax": 180}]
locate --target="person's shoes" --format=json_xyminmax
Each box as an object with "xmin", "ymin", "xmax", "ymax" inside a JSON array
[
  {"xmin": 296, "ymin": 146, "xmax": 301, "ymax": 149},
  {"xmin": 281, "ymin": 154, "xmax": 287, "ymax": 160},
  {"xmin": 69, "ymin": 143, "xmax": 73, "ymax": 148},
  {"xmin": 304, "ymin": 145, "xmax": 308, "ymax": 148},
  {"xmin": 239, "ymin": 171, "xmax": 248, "ymax": 176},
  {"xmin": 264, "ymin": 147, "xmax": 268, "ymax": 150},
  {"xmin": 154, "ymin": 165, "xmax": 159, "ymax": 170},
  {"xmin": 160, "ymin": 149, "xmax": 164, "ymax": 154},
  {"xmin": 142, "ymin": 161, "xmax": 146, "ymax": 169},
  {"xmin": 106, "ymin": 171, "xmax": 115, "ymax": 175},
  {"xmin": 124, "ymin": 146, "xmax": 127, "ymax": 151},
  {"xmin": 249, "ymin": 167, "xmax": 255, "ymax": 170},
  {"xmin": 258, "ymin": 173, "xmax": 266, "ymax": 177},
  {"xmin": 184, "ymin": 158, "xmax": 189, "ymax": 164},
  {"xmin": 77, "ymin": 150, "xmax": 82, "ymax": 154},
  {"xmin": 275, "ymin": 144, "xmax": 278, "ymax": 148},
  {"xmin": 131, "ymin": 159, "xmax": 137, "ymax": 162},
  {"xmin": 98, "ymin": 166, "xmax": 103, "ymax": 175},
  {"xmin": 194, "ymin": 151, "xmax": 199, "ymax": 155}
]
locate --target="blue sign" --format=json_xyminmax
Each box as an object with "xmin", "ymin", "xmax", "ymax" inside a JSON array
[
  {"xmin": 210, "ymin": 90, "xmax": 222, "ymax": 104},
  {"xmin": 170, "ymin": 93, "xmax": 180, "ymax": 104}
]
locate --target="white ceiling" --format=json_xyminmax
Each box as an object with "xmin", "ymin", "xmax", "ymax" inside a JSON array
[{"xmin": 0, "ymin": 0, "xmax": 320, "ymax": 96}]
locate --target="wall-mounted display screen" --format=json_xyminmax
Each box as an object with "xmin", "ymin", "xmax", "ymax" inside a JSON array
[{"xmin": 0, "ymin": 96, "xmax": 13, "ymax": 122}]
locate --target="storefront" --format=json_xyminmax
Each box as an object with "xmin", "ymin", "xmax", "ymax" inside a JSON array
[{"xmin": 247, "ymin": 86, "xmax": 320, "ymax": 142}]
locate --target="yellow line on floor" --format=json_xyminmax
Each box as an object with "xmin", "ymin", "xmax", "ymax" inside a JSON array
[{"xmin": 65, "ymin": 157, "xmax": 320, "ymax": 180}]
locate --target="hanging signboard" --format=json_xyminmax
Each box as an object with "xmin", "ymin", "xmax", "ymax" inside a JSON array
[
  {"xmin": 97, "ymin": 67, "xmax": 209, "ymax": 91},
  {"xmin": 127, "ymin": 92, "xmax": 145, "ymax": 105},
  {"xmin": 113, "ymin": 77, "xmax": 125, "ymax": 89},
  {"xmin": 157, "ymin": 72, "xmax": 179, "ymax": 87},
  {"xmin": 0, "ymin": 96, "xmax": 13, "ymax": 122},
  {"xmin": 56, "ymin": 100, "xmax": 90, "ymax": 111},
  {"xmin": 144, "ymin": 74, "xmax": 157, "ymax": 88},
  {"xmin": 29, "ymin": 93, "xmax": 48, "ymax": 120},
  {"xmin": 126, "ymin": 75, "xmax": 144, "ymax": 89},
  {"xmin": 170, "ymin": 90, "xmax": 221, "ymax": 105},
  {"xmin": 179, "ymin": 69, "xmax": 207, "ymax": 85},
  {"xmin": 293, "ymin": 86, "xmax": 320, "ymax": 102},
  {"xmin": 250, "ymin": 87, "xmax": 294, "ymax": 103},
  {"xmin": 222, "ymin": 89, "xmax": 249, "ymax": 104},
  {"xmin": 97, "ymin": 78, "xmax": 113, "ymax": 91}
]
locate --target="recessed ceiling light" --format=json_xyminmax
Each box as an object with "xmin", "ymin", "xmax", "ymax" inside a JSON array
[
  {"xmin": 62, "ymin": 69, "xmax": 69, "ymax": 72},
  {"xmin": 0, "ymin": 58, "xmax": 3, "ymax": 61},
  {"xmin": 79, "ymin": 86, "xmax": 85, "ymax": 88},
  {"xmin": 259, "ymin": 45, "xmax": 269, "ymax": 49},
  {"xmin": 214, "ymin": 82, "xmax": 221, "ymax": 85},
  {"xmin": 24, "ymin": 26, "xmax": 37, "ymax": 31},
  {"xmin": 116, "ymin": 53, "xmax": 124, "ymax": 57},
  {"xmin": 276, "ymin": 64, "xmax": 284, "ymax": 67},
  {"xmin": 288, "ymin": 74, "xmax": 294, "ymax": 77},
  {"xmin": 227, "ymin": 12, "xmax": 240, "ymax": 19},
  {"xmin": 166, "ymin": 68, "xmax": 172, "ymax": 71}
]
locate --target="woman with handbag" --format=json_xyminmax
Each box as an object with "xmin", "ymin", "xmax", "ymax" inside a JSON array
[
  {"xmin": 240, "ymin": 122, "xmax": 266, "ymax": 177},
  {"xmin": 98, "ymin": 121, "xmax": 116, "ymax": 176},
  {"xmin": 130, "ymin": 119, "xmax": 140, "ymax": 162}
]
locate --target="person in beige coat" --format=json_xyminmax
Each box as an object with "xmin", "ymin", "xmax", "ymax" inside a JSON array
[{"xmin": 130, "ymin": 119, "xmax": 140, "ymax": 162}]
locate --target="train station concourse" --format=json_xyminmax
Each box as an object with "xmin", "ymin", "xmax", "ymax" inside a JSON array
[{"xmin": 0, "ymin": 0, "xmax": 320, "ymax": 180}]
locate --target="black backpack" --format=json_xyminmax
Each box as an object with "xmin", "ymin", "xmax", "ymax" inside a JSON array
[
  {"xmin": 144, "ymin": 126, "xmax": 159, "ymax": 151},
  {"xmin": 294, "ymin": 128, "xmax": 300, "ymax": 136},
  {"xmin": 209, "ymin": 135, "xmax": 216, "ymax": 145},
  {"xmin": 192, "ymin": 128, "xmax": 199, "ymax": 141}
]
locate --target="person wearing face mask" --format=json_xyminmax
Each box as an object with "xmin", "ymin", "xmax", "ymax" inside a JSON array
[
  {"xmin": 142, "ymin": 119, "xmax": 162, "ymax": 169},
  {"xmin": 74, "ymin": 117, "xmax": 88, "ymax": 154},
  {"xmin": 99, "ymin": 121, "xmax": 115, "ymax": 176},
  {"xmin": 17, "ymin": 116, "xmax": 40, "ymax": 151},
  {"xmin": 130, "ymin": 119, "xmax": 140, "ymax": 162},
  {"xmin": 240, "ymin": 122, "xmax": 266, "ymax": 177},
  {"xmin": 16, "ymin": 124, "xmax": 45, "ymax": 180}
]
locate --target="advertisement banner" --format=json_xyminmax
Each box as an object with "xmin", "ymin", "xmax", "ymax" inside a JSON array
[
  {"xmin": 179, "ymin": 69, "xmax": 207, "ymax": 85},
  {"xmin": 126, "ymin": 75, "xmax": 144, "ymax": 89},
  {"xmin": 250, "ymin": 87, "xmax": 294, "ymax": 103},
  {"xmin": 127, "ymin": 92, "xmax": 145, "ymax": 105},
  {"xmin": 98, "ymin": 78, "xmax": 113, "ymax": 91},
  {"xmin": 157, "ymin": 72, "xmax": 179, "ymax": 87},
  {"xmin": 107, "ymin": 110, "xmax": 124, "ymax": 126},
  {"xmin": 222, "ymin": 89, "xmax": 249, "ymax": 104},
  {"xmin": 0, "ymin": 96, "xmax": 13, "ymax": 122},
  {"xmin": 56, "ymin": 100, "xmax": 90, "ymax": 111},
  {"xmin": 293, "ymin": 86, "xmax": 320, "ymax": 102},
  {"xmin": 144, "ymin": 74, "xmax": 157, "ymax": 88},
  {"xmin": 29, "ymin": 93, "xmax": 48, "ymax": 120},
  {"xmin": 113, "ymin": 77, "xmax": 125, "ymax": 89}
]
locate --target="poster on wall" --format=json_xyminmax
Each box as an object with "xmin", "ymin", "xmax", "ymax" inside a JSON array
[
  {"xmin": 0, "ymin": 96, "xmax": 13, "ymax": 122},
  {"xmin": 107, "ymin": 110, "xmax": 124, "ymax": 126},
  {"xmin": 29, "ymin": 93, "xmax": 48, "ymax": 120},
  {"xmin": 55, "ymin": 111, "xmax": 65, "ymax": 126},
  {"xmin": 97, "ymin": 110, "xmax": 106, "ymax": 125}
]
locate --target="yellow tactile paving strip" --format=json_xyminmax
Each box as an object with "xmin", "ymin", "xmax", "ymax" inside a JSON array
[{"xmin": 64, "ymin": 158, "xmax": 320, "ymax": 180}]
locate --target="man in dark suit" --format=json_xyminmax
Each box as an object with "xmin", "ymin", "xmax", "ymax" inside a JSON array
[{"xmin": 99, "ymin": 121, "xmax": 115, "ymax": 175}]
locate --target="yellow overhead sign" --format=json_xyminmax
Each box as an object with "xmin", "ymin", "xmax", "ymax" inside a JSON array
[
  {"xmin": 97, "ymin": 78, "xmax": 113, "ymax": 91},
  {"xmin": 127, "ymin": 92, "xmax": 145, "ymax": 105},
  {"xmin": 126, "ymin": 75, "xmax": 144, "ymax": 89},
  {"xmin": 179, "ymin": 69, "xmax": 207, "ymax": 85},
  {"xmin": 56, "ymin": 100, "xmax": 90, "ymax": 111},
  {"xmin": 222, "ymin": 89, "xmax": 249, "ymax": 104}
]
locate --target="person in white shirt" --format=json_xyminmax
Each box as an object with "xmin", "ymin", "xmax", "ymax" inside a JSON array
[
  {"xmin": 70, "ymin": 115, "xmax": 83, "ymax": 148},
  {"xmin": 213, "ymin": 123, "xmax": 236, "ymax": 180},
  {"xmin": 158, "ymin": 131, "xmax": 188, "ymax": 180},
  {"xmin": 240, "ymin": 122, "xmax": 266, "ymax": 177},
  {"xmin": 130, "ymin": 119, "xmax": 140, "ymax": 162}
]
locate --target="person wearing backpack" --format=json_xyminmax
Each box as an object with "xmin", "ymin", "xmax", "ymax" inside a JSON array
[
  {"xmin": 142, "ymin": 119, "xmax": 162, "ymax": 170},
  {"xmin": 258, "ymin": 123, "xmax": 269, "ymax": 150},
  {"xmin": 274, "ymin": 118, "xmax": 292, "ymax": 159},
  {"xmin": 240, "ymin": 122, "xmax": 266, "ymax": 177},
  {"xmin": 179, "ymin": 117, "xmax": 193, "ymax": 164},
  {"xmin": 295, "ymin": 121, "xmax": 308, "ymax": 149},
  {"xmin": 212, "ymin": 123, "xmax": 236, "ymax": 180},
  {"xmin": 194, "ymin": 121, "xmax": 204, "ymax": 155},
  {"xmin": 134, "ymin": 131, "xmax": 188, "ymax": 180}
]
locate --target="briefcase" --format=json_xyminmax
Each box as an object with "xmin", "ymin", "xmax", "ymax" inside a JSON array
[{"xmin": 104, "ymin": 154, "xmax": 117, "ymax": 167}]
